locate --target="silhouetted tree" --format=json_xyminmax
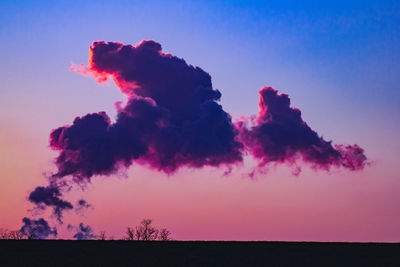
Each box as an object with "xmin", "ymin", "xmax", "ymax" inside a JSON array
[
  {"xmin": 136, "ymin": 219, "xmax": 158, "ymax": 241},
  {"xmin": 159, "ymin": 228, "xmax": 172, "ymax": 241},
  {"xmin": 126, "ymin": 227, "xmax": 135, "ymax": 240},
  {"xmin": 10, "ymin": 230, "xmax": 25, "ymax": 240},
  {"xmin": 125, "ymin": 219, "xmax": 172, "ymax": 241},
  {"xmin": 0, "ymin": 229, "xmax": 9, "ymax": 239},
  {"xmin": 98, "ymin": 231, "xmax": 107, "ymax": 240},
  {"xmin": 0, "ymin": 229, "xmax": 25, "ymax": 240}
]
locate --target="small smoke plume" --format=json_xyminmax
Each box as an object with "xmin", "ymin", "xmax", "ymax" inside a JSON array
[
  {"xmin": 70, "ymin": 223, "xmax": 97, "ymax": 240},
  {"xmin": 20, "ymin": 217, "xmax": 57, "ymax": 239},
  {"xmin": 236, "ymin": 87, "xmax": 367, "ymax": 172},
  {"xmin": 75, "ymin": 199, "xmax": 92, "ymax": 216},
  {"xmin": 28, "ymin": 184, "xmax": 73, "ymax": 223}
]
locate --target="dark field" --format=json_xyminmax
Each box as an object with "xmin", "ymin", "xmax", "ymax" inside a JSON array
[{"xmin": 1, "ymin": 240, "xmax": 399, "ymax": 266}]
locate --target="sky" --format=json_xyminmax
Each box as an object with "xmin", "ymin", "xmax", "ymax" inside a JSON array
[{"xmin": 0, "ymin": 0, "xmax": 399, "ymax": 241}]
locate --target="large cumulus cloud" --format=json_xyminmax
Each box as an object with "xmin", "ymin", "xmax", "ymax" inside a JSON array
[
  {"xmin": 27, "ymin": 40, "xmax": 367, "ymax": 222},
  {"xmin": 61, "ymin": 40, "xmax": 243, "ymax": 178}
]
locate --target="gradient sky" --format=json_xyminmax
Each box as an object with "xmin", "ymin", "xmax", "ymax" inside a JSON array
[{"xmin": 0, "ymin": 0, "xmax": 399, "ymax": 241}]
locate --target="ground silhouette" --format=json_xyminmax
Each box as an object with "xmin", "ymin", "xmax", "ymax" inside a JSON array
[{"xmin": 0, "ymin": 240, "xmax": 399, "ymax": 266}]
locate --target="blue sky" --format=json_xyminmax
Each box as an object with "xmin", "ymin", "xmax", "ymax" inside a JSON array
[{"xmin": 0, "ymin": 0, "xmax": 399, "ymax": 241}]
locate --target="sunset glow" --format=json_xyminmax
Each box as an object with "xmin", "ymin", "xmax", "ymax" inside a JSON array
[{"xmin": 0, "ymin": 0, "xmax": 399, "ymax": 242}]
